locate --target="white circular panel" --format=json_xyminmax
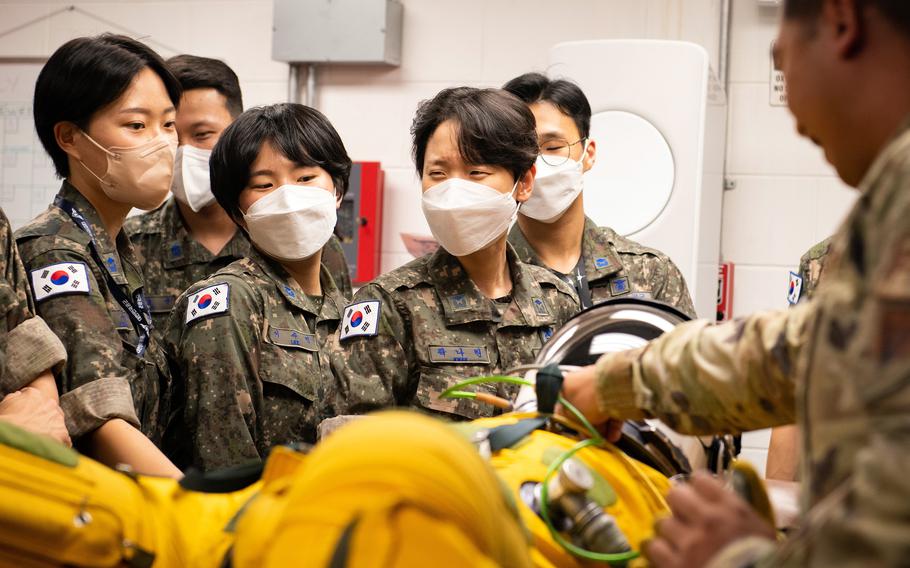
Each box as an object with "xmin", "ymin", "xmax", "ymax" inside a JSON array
[{"xmin": 584, "ymin": 111, "xmax": 675, "ymax": 236}]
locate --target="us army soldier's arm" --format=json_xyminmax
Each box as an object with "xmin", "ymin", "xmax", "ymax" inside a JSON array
[
  {"xmin": 331, "ymin": 284, "xmax": 416, "ymax": 414},
  {"xmin": 592, "ymin": 304, "xmax": 811, "ymax": 435},
  {"xmin": 764, "ymin": 231, "xmax": 910, "ymax": 566},
  {"xmin": 163, "ymin": 278, "xmax": 262, "ymax": 471},
  {"xmin": 18, "ymin": 246, "xmax": 139, "ymax": 438},
  {"xmin": 655, "ymin": 258, "xmax": 697, "ymax": 319}
]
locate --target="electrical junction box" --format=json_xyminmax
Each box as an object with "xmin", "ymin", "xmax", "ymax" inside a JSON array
[{"xmin": 272, "ymin": 0, "xmax": 403, "ymax": 64}]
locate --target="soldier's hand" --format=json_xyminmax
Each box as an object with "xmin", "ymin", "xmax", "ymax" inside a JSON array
[
  {"xmin": 0, "ymin": 387, "xmax": 71, "ymax": 447},
  {"xmin": 559, "ymin": 365, "xmax": 623, "ymax": 442},
  {"xmin": 644, "ymin": 471, "xmax": 776, "ymax": 568}
]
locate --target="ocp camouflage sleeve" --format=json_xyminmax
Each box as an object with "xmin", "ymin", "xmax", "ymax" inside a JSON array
[
  {"xmin": 163, "ymin": 277, "xmax": 264, "ymax": 471},
  {"xmin": 594, "ymin": 304, "xmax": 810, "ymax": 434},
  {"xmin": 330, "ymin": 283, "xmax": 414, "ymax": 414}
]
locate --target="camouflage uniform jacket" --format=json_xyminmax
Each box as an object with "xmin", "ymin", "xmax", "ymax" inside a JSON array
[
  {"xmin": 332, "ymin": 245, "xmax": 579, "ymax": 420},
  {"xmin": 593, "ymin": 119, "xmax": 910, "ymax": 566},
  {"xmin": 163, "ymin": 246, "xmax": 344, "ymax": 471},
  {"xmin": 124, "ymin": 197, "xmax": 251, "ymax": 335},
  {"xmin": 15, "ymin": 182, "xmax": 168, "ymax": 441},
  {"xmin": 796, "ymin": 237, "xmax": 832, "ymax": 303},
  {"xmin": 0, "ymin": 208, "xmax": 66, "ymax": 394},
  {"xmin": 509, "ymin": 217, "xmax": 695, "ymax": 317},
  {"xmin": 322, "ymin": 233, "xmax": 353, "ymax": 301}
]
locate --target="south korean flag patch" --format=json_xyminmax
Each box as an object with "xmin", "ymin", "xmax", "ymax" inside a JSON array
[
  {"xmin": 340, "ymin": 300, "xmax": 381, "ymax": 341},
  {"xmin": 787, "ymin": 271, "xmax": 803, "ymax": 305},
  {"xmin": 185, "ymin": 283, "xmax": 230, "ymax": 325},
  {"xmin": 30, "ymin": 262, "xmax": 91, "ymax": 302}
]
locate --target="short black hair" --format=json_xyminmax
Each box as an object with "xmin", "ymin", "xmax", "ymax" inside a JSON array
[
  {"xmin": 210, "ymin": 103, "xmax": 352, "ymax": 222},
  {"xmin": 784, "ymin": 0, "xmax": 910, "ymax": 36},
  {"xmin": 503, "ymin": 72, "xmax": 592, "ymax": 139},
  {"xmin": 411, "ymin": 87, "xmax": 537, "ymax": 182},
  {"xmin": 34, "ymin": 34, "xmax": 182, "ymax": 178},
  {"xmin": 166, "ymin": 54, "xmax": 243, "ymax": 117}
]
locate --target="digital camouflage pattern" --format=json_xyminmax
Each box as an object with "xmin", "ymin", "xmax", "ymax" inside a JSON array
[
  {"xmin": 124, "ymin": 197, "xmax": 250, "ymax": 335},
  {"xmin": 321, "ymin": 233, "xmax": 353, "ymax": 301},
  {"xmin": 795, "ymin": 237, "xmax": 832, "ymax": 303},
  {"xmin": 15, "ymin": 182, "xmax": 167, "ymax": 440},
  {"xmin": 509, "ymin": 217, "xmax": 696, "ymax": 317},
  {"xmin": 592, "ymin": 120, "xmax": 910, "ymax": 566},
  {"xmin": 332, "ymin": 245, "xmax": 579, "ymax": 420},
  {"xmin": 163, "ymin": 246, "xmax": 344, "ymax": 472},
  {"xmin": 0, "ymin": 208, "xmax": 65, "ymax": 393}
]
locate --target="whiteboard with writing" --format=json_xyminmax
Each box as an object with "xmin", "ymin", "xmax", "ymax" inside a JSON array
[{"xmin": 0, "ymin": 63, "xmax": 61, "ymax": 231}]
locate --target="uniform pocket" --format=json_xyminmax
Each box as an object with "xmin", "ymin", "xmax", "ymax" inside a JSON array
[{"xmin": 259, "ymin": 341, "xmax": 319, "ymax": 402}]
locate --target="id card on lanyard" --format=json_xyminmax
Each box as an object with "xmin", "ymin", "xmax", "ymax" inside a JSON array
[{"xmin": 55, "ymin": 196, "xmax": 153, "ymax": 356}]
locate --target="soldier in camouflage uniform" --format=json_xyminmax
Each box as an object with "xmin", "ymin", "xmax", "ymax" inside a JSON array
[
  {"xmin": 123, "ymin": 55, "xmax": 249, "ymax": 335},
  {"xmin": 333, "ymin": 245, "xmax": 577, "ymax": 419},
  {"xmin": 510, "ymin": 219, "xmax": 695, "ymax": 316},
  {"xmin": 504, "ymin": 73, "xmax": 695, "ymax": 317},
  {"xmin": 163, "ymin": 103, "xmax": 351, "ymax": 471},
  {"xmin": 0, "ymin": 207, "xmax": 69, "ymax": 446},
  {"xmin": 770, "ymin": 236, "xmax": 833, "ymax": 481},
  {"xmin": 562, "ymin": 1, "xmax": 910, "ymax": 564},
  {"xmin": 163, "ymin": 247, "xmax": 344, "ymax": 471},
  {"xmin": 794, "ymin": 236, "xmax": 831, "ymax": 304},
  {"xmin": 17, "ymin": 35, "xmax": 181, "ymax": 477},
  {"xmin": 333, "ymin": 87, "xmax": 579, "ymax": 420},
  {"xmin": 126, "ymin": 56, "xmax": 352, "ymax": 332},
  {"xmin": 125, "ymin": 198, "xmax": 251, "ymax": 331}
]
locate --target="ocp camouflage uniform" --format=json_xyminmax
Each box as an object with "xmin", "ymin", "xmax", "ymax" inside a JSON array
[
  {"xmin": 795, "ymin": 237, "xmax": 831, "ymax": 303},
  {"xmin": 591, "ymin": 119, "xmax": 910, "ymax": 566},
  {"xmin": 0, "ymin": 208, "xmax": 66, "ymax": 394},
  {"xmin": 321, "ymin": 232, "xmax": 353, "ymax": 301},
  {"xmin": 509, "ymin": 217, "xmax": 696, "ymax": 317},
  {"xmin": 15, "ymin": 182, "xmax": 169, "ymax": 442},
  {"xmin": 332, "ymin": 245, "xmax": 579, "ymax": 420},
  {"xmin": 163, "ymin": 246, "xmax": 344, "ymax": 471},
  {"xmin": 123, "ymin": 197, "xmax": 250, "ymax": 335}
]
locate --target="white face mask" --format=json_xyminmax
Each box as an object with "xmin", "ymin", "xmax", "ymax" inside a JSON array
[
  {"xmin": 521, "ymin": 148, "xmax": 586, "ymax": 223},
  {"xmin": 242, "ymin": 184, "xmax": 337, "ymax": 261},
  {"xmin": 170, "ymin": 145, "xmax": 217, "ymax": 212},
  {"xmin": 421, "ymin": 178, "xmax": 519, "ymax": 257}
]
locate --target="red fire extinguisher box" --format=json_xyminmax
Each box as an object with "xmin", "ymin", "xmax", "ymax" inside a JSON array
[
  {"xmin": 717, "ymin": 262, "xmax": 734, "ymax": 322},
  {"xmin": 336, "ymin": 162, "xmax": 384, "ymax": 284}
]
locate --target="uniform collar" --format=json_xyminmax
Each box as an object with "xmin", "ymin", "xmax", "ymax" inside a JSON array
[
  {"xmin": 508, "ymin": 217, "xmax": 624, "ymax": 283},
  {"xmin": 247, "ymin": 247, "xmax": 342, "ymax": 323},
  {"xmin": 426, "ymin": 244, "xmax": 557, "ymax": 328},
  {"xmin": 58, "ymin": 180, "xmax": 137, "ymax": 286},
  {"xmin": 159, "ymin": 198, "xmax": 251, "ymax": 268},
  {"xmin": 580, "ymin": 216, "xmax": 624, "ymax": 283}
]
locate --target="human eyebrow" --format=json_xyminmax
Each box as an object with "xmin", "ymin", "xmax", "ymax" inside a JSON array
[{"xmin": 249, "ymin": 169, "xmax": 273, "ymax": 177}]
